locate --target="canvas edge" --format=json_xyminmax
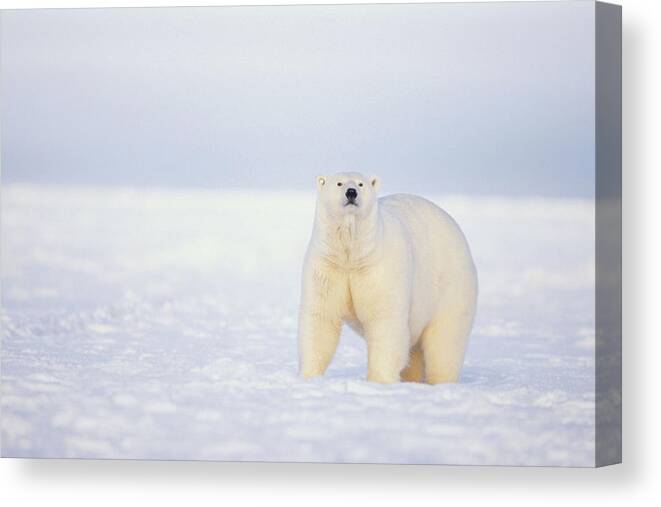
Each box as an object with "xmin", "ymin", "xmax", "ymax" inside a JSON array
[{"xmin": 595, "ymin": 0, "xmax": 622, "ymax": 468}]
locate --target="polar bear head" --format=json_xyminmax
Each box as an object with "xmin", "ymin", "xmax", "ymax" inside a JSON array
[{"xmin": 315, "ymin": 172, "xmax": 380, "ymax": 220}]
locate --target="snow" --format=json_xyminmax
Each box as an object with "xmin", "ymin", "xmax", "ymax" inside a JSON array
[{"xmin": 1, "ymin": 184, "xmax": 595, "ymax": 466}]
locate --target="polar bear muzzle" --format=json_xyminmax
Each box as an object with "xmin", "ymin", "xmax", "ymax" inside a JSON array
[{"xmin": 345, "ymin": 187, "xmax": 358, "ymax": 206}]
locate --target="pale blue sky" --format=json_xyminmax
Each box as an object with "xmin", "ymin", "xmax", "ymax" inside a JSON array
[{"xmin": 1, "ymin": 2, "xmax": 595, "ymax": 196}]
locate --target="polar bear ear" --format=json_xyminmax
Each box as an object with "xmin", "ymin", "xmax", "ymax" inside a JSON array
[
  {"xmin": 316, "ymin": 175, "xmax": 326, "ymax": 190},
  {"xmin": 370, "ymin": 175, "xmax": 380, "ymax": 192}
]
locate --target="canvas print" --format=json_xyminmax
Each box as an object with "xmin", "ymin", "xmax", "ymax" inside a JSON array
[{"xmin": 0, "ymin": 1, "xmax": 621, "ymax": 466}]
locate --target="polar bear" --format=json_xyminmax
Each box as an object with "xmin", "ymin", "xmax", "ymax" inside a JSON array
[{"xmin": 298, "ymin": 172, "xmax": 478, "ymax": 384}]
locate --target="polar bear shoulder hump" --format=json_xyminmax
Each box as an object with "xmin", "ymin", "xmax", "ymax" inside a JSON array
[{"xmin": 379, "ymin": 193, "xmax": 459, "ymax": 230}]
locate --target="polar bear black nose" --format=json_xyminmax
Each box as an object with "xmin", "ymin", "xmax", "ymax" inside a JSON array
[{"xmin": 345, "ymin": 188, "xmax": 358, "ymax": 201}]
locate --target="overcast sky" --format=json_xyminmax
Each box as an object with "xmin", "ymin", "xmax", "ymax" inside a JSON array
[{"xmin": 1, "ymin": 2, "xmax": 595, "ymax": 197}]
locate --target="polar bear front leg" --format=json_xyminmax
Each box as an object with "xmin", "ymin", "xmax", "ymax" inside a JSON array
[
  {"xmin": 364, "ymin": 318, "xmax": 410, "ymax": 383},
  {"xmin": 298, "ymin": 309, "xmax": 341, "ymax": 378}
]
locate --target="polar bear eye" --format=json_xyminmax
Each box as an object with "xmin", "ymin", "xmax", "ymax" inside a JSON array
[
  {"xmin": 337, "ymin": 182, "xmax": 343, "ymax": 187},
  {"xmin": 358, "ymin": 182, "xmax": 363, "ymax": 187}
]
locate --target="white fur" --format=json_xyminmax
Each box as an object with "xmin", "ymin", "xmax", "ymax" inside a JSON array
[{"xmin": 298, "ymin": 172, "xmax": 478, "ymax": 384}]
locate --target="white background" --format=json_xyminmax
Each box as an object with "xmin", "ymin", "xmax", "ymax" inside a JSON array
[{"xmin": 1, "ymin": 0, "xmax": 658, "ymax": 505}]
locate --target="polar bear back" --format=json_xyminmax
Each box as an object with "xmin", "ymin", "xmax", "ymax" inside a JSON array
[
  {"xmin": 379, "ymin": 193, "xmax": 474, "ymax": 273},
  {"xmin": 379, "ymin": 193, "xmax": 477, "ymax": 334}
]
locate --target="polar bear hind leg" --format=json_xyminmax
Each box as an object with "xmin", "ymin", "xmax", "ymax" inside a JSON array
[
  {"xmin": 421, "ymin": 306, "xmax": 474, "ymax": 384},
  {"xmin": 400, "ymin": 343, "xmax": 425, "ymax": 382}
]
